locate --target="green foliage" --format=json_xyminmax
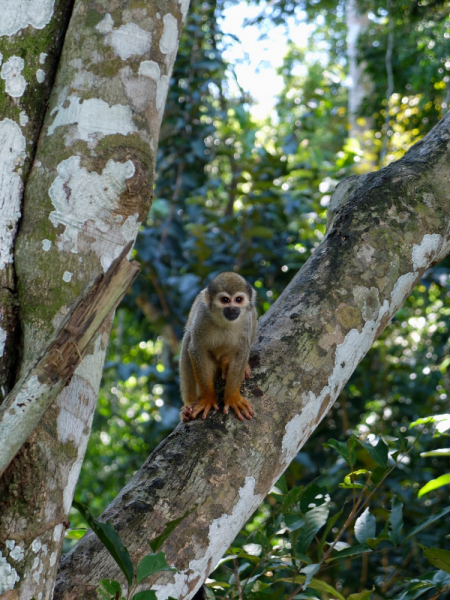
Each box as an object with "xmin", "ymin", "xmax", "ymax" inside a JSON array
[
  {"xmin": 422, "ymin": 547, "xmax": 450, "ymax": 576},
  {"xmin": 73, "ymin": 502, "xmax": 177, "ymax": 600},
  {"xmin": 136, "ymin": 553, "xmax": 174, "ymax": 584},
  {"xmin": 73, "ymin": 500, "xmax": 134, "ymax": 587},
  {"xmin": 323, "ymin": 437, "xmax": 357, "ymax": 466},
  {"xmin": 203, "ymin": 436, "xmax": 450, "ymax": 599}
]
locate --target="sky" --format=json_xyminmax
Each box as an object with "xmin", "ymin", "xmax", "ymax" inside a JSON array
[{"xmin": 219, "ymin": 2, "xmax": 310, "ymax": 119}]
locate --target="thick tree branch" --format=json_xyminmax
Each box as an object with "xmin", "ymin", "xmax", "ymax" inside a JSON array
[
  {"xmin": 0, "ymin": 243, "xmax": 139, "ymax": 478},
  {"xmin": 55, "ymin": 112, "xmax": 450, "ymax": 600}
]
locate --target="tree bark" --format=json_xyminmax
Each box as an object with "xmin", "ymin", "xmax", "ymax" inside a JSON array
[
  {"xmin": 0, "ymin": 244, "xmax": 139, "ymax": 478},
  {"xmin": 55, "ymin": 112, "xmax": 450, "ymax": 600},
  {"xmin": 0, "ymin": 1, "xmax": 190, "ymax": 598},
  {"xmin": 0, "ymin": 0, "xmax": 75, "ymax": 403},
  {"xmin": 346, "ymin": 0, "xmax": 373, "ymax": 142}
]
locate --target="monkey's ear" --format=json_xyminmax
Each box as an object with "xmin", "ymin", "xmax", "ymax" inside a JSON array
[
  {"xmin": 204, "ymin": 288, "xmax": 211, "ymax": 306},
  {"xmin": 246, "ymin": 282, "xmax": 256, "ymax": 302}
]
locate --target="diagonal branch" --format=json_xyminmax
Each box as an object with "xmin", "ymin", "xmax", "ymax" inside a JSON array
[
  {"xmin": 56, "ymin": 112, "xmax": 450, "ymax": 600},
  {"xmin": 0, "ymin": 242, "xmax": 139, "ymax": 478}
]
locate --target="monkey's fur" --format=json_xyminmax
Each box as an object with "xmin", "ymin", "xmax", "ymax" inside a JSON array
[{"xmin": 180, "ymin": 272, "xmax": 257, "ymax": 421}]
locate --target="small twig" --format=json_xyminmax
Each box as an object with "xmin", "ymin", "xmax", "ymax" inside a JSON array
[
  {"xmin": 149, "ymin": 274, "xmax": 170, "ymax": 316},
  {"xmin": 284, "ymin": 579, "xmax": 305, "ymax": 600},
  {"xmin": 348, "ymin": 444, "xmax": 356, "ymax": 508},
  {"xmin": 322, "ymin": 480, "xmax": 369, "ymax": 563},
  {"xmin": 233, "ymin": 558, "xmax": 244, "ymax": 600}
]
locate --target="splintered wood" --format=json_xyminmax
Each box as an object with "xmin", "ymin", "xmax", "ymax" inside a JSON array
[{"xmin": 0, "ymin": 242, "xmax": 140, "ymax": 477}]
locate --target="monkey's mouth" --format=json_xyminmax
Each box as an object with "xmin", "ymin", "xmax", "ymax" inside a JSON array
[{"xmin": 223, "ymin": 307, "xmax": 240, "ymax": 321}]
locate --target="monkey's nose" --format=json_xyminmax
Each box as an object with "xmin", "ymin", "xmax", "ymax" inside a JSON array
[{"xmin": 223, "ymin": 307, "xmax": 240, "ymax": 321}]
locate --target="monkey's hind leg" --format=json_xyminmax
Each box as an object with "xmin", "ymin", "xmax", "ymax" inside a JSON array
[
  {"xmin": 180, "ymin": 333, "xmax": 200, "ymax": 422},
  {"xmin": 223, "ymin": 358, "xmax": 254, "ymax": 421},
  {"xmin": 188, "ymin": 349, "xmax": 219, "ymax": 420}
]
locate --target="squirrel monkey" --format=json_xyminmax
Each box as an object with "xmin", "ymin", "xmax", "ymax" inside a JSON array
[{"xmin": 180, "ymin": 272, "xmax": 257, "ymax": 422}]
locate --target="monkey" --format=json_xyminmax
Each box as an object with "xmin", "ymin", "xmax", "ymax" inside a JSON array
[{"xmin": 179, "ymin": 272, "xmax": 257, "ymax": 422}]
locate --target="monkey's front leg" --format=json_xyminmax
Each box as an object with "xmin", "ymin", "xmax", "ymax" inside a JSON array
[
  {"xmin": 223, "ymin": 357, "xmax": 254, "ymax": 421},
  {"xmin": 187, "ymin": 350, "xmax": 219, "ymax": 420},
  {"xmin": 222, "ymin": 360, "xmax": 251, "ymax": 381}
]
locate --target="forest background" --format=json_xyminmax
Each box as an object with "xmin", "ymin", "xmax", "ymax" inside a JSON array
[{"xmin": 67, "ymin": 0, "xmax": 450, "ymax": 598}]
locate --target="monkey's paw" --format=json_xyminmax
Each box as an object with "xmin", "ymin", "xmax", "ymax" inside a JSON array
[
  {"xmin": 224, "ymin": 394, "xmax": 254, "ymax": 421},
  {"xmin": 181, "ymin": 396, "xmax": 219, "ymax": 422}
]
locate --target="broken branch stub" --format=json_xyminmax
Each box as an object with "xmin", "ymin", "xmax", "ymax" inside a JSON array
[{"xmin": 0, "ymin": 242, "xmax": 140, "ymax": 477}]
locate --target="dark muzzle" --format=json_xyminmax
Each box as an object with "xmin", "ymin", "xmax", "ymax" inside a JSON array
[{"xmin": 223, "ymin": 306, "xmax": 241, "ymax": 321}]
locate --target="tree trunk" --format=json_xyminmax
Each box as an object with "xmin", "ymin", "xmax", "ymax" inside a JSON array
[
  {"xmin": 55, "ymin": 112, "xmax": 450, "ymax": 600},
  {"xmin": 0, "ymin": 0, "xmax": 75, "ymax": 402},
  {"xmin": 346, "ymin": 0, "xmax": 372, "ymax": 141},
  {"xmin": 0, "ymin": 0, "xmax": 189, "ymax": 598}
]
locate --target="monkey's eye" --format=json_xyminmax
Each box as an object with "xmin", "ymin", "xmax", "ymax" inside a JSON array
[
  {"xmin": 220, "ymin": 297, "xmax": 230, "ymax": 304},
  {"xmin": 235, "ymin": 296, "xmax": 244, "ymax": 303}
]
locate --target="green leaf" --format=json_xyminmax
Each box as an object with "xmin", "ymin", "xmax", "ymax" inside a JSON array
[
  {"xmin": 343, "ymin": 470, "xmax": 370, "ymax": 486},
  {"xmin": 323, "ymin": 438, "xmax": 356, "ymax": 466},
  {"xmin": 97, "ymin": 579, "xmax": 123, "ymax": 600},
  {"xmin": 318, "ymin": 506, "xmax": 345, "ymax": 556},
  {"xmin": 297, "ymin": 503, "xmax": 329, "ymax": 554},
  {"xmin": 73, "ymin": 501, "xmax": 134, "ymax": 587},
  {"xmin": 278, "ymin": 577, "xmax": 345, "ymax": 600},
  {"xmin": 391, "ymin": 580, "xmax": 435, "ymax": 600},
  {"xmin": 299, "ymin": 482, "xmax": 327, "ymax": 514},
  {"xmin": 418, "ymin": 474, "xmax": 450, "ymax": 497},
  {"xmin": 354, "ymin": 508, "xmax": 376, "ymax": 544},
  {"xmin": 132, "ymin": 592, "xmax": 158, "ymax": 600},
  {"xmin": 99, "ymin": 580, "xmax": 122, "ymax": 595},
  {"xmin": 284, "ymin": 514, "xmax": 306, "ymax": 532},
  {"xmin": 404, "ymin": 506, "xmax": 450, "ymax": 541},
  {"xmin": 256, "ymin": 531, "xmax": 269, "ymax": 550},
  {"xmin": 245, "ymin": 585, "xmax": 285, "ymax": 600},
  {"xmin": 357, "ymin": 438, "xmax": 389, "ymax": 468},
  {"xmin": 389, "ymin": 496, "xmax": 403, "ymax": 545},
  {"xmin": 431, "ymin": 569, "xmax": 450, "ymax": 588},
  {"xmin": 410, "ymin": 415, "xmax": 450, "ymax": 431},
  {"xmin": 326, "ymin": 544, "xmax": 372, "ymax": 562},
  {"xmin": 347, "ymin": 590, "xmax": 374, "ymax": 600},
  {"xmin": 215, "ymin": 554, "xmax": 239, "ymax": 567},
  {"xmin": 136, "ymin": 552, "xmax": 175, "ymax": 584},
  {"xmin": 283, "ymin": 486, "xmax": 304, "ymax": 511},
  {"xmin": 150, "ymin": 508, "xmax": 194, "ymax": 552},
  {"xmin": 300, "ymin": 563, "xmax": 320, "ymax": 588},
  {"xmin": 307, "ymin": 577, "xmax": 345, "ymax": 600},
  {"xmin": 420, "ymin": 449, "xmax": 450, "ymax": 457},
  {"xmin": 422, "ymin": 547, "xmax": 450, "ymax": 575},
  {"xmin": 64, "ymin": 528, "xmax": 87, "ymax": 540},
  {"xmin": 339, "ymin": 481, "xmax": 365, "ymax": 490},
  {"xmin": 370, "ymin": 467, "xmax": 389, "ymax": 485},
  {"xmin": 203, "ymin": 586, "xmax": 217, "ymax": 600},
  {"xmin": 366, "ymin": 521, "xmax": 390, "ymax": 550},
  {"xmin": 275, "ymin": 473, "xmax": 288, "ymax": 494}
]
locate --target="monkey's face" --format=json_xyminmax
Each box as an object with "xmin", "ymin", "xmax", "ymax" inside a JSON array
[{"xmin": 216, "ymin": 291, "xmax": 249, "ymax": 322}]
